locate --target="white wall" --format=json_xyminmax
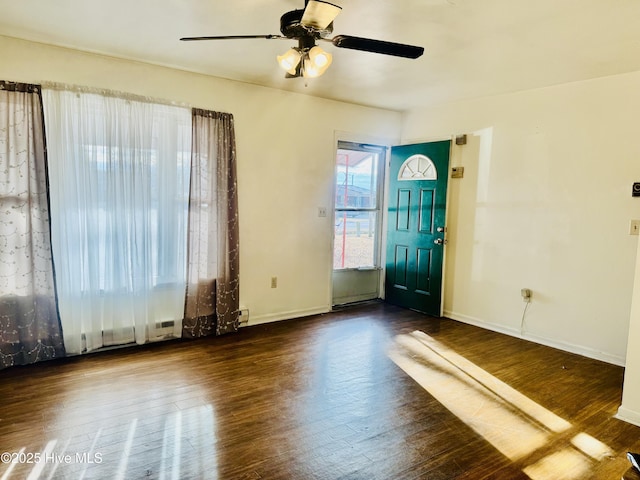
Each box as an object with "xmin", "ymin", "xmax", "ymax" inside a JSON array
[
  {"xmin": 5, "ymin": 33, "xmax": 640, "ymax": 422},
  {"xmin": 0, "ymin": 35, "xmax": 402, "ymax": 325},
  {"xmin": 618, "ymin": 236, "xmax": 640, "ymax": 425},
  {"xmin": 402, "ymin": 72, "xmax": 640, "ymax": 365}
]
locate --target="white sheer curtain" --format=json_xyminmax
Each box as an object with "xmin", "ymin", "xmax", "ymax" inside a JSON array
[{"xmin": 42, "ymin": 87, "xmax": 191, "ymax": 354}]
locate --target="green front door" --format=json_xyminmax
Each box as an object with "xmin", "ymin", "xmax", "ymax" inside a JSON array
[{"xmin": 385, "ymin": 141, "xmax": 451, "ymax": 316}]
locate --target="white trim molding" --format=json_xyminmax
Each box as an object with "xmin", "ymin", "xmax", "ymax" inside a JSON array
[
  {"xmin": 444, "ymin": 310, "xmax": 626, "ymax": 367},
  {"xmin": 615, "ymin": 406, "xmax": 640, "ymax": 428}
]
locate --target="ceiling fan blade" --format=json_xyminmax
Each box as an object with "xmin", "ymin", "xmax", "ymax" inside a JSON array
[
  {"xmin": 301, "ymin": 0, "xmax": 342, "ymax": 30},
  {"xmin": 331, "ymin": 35, "xmax": 424, "ymax": 59},
  {"xmin": 180, "ymin": 35, "xmax": 283, "ymax": 41}
]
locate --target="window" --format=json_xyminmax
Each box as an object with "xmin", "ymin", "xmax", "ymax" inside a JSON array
[
  {"xmin": 398, "ymin": 154, "xmax": 437, "ymax": 181},
  {"xmin": 333, "ymin": 142, "xmax": 386, "ymax": 269},
  {"xmin": 43, "ymin": 88, "xmax": 192, "ymax": 352}
]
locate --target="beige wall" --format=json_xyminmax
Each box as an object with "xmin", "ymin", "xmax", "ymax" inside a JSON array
[
  {"xmin": 402, "ymin": 72, "xmax": 640, "ymax": 366},
  {"xmin": 0, "ymin": 35, "xmax": 402, "ymax": 324}
]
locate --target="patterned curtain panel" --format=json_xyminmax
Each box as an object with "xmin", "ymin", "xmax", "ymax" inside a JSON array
[
  {"xmin": 183, "ymin": 109, "xmax": 239, "ymax": 338},
  {"xmin": 0, "ymin": 81, "xmax": 65, "ymax": 368}
]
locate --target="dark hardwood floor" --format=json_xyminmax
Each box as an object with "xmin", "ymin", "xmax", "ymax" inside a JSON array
[{"xmin": 1, "ymin": 301, "xmax": 639, "ymax": 479}]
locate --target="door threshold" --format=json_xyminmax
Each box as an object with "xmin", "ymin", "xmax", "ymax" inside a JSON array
[{"xmin": 332, "ymin": 299, "xmax": 383, "ymax": 311}]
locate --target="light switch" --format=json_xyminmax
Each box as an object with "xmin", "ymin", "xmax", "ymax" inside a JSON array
[{"xmin": 630, "ymin": 220, "xmax": 640, "ymax": 235}]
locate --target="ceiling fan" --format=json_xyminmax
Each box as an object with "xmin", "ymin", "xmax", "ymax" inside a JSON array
[{"xmin": 180, "ymin": 0, "xmax": 424, "ymax": 79}]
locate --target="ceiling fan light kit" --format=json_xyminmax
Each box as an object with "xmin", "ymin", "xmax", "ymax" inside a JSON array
[
  {"xmin": 279, "ymin": 45, "xmax": 332, "ymax": 78},
  {"xmin": 277, "ymin": 48, "xmax": 303, "ymax": 75},
  {"xmin": 181, "ymin": 0, "xmax": 424, "ymax": 79},
  {"xmin": 278, "ymin": 44, "xmax": 331, "ymax": 79},
  {"xmin": 303, "ymin": 46, "xmax": 333, "ymax": 78},
  {"xmin": 309, "ymin": 46, "xmax": 331, "ymax": 68}
]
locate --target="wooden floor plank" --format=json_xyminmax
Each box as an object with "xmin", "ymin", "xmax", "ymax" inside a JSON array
[{"xmin": 1, "ymin": 301, "xmax": 639, "ymax": 479}]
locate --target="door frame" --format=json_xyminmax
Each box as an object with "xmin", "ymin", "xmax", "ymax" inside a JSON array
[{"xmin": 330, "ymin": 131, "xmax": 397, "ymax": 307}]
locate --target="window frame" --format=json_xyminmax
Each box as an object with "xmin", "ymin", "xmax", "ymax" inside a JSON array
[{"xmin": 333, "ymin": 141, "xmax": 387, "ymax": 271}]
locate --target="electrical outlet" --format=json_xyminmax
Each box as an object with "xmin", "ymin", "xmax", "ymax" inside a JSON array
[
  {"xmin": 271, "ymin": 276, "xmax": 277, "ymax": 288},
  {"xmin": 630, "ymin": 220, "xmax": 640, "ymax": 236},
  {"xmin": 318, "ymin": 207, "xmax": 327, "ymax": 218},
  {"xmin": 521, "ymin": 288, "xmax": 532, "ymax": 303},
  {"xmin": 238, "ymin": 309, "xmax": 249, "ymax": 325}
]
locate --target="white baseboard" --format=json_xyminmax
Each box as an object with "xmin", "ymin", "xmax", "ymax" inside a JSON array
[
  {"xmin": 615, "ymin": 406, "xmax": 640, "ymax": 428},
  {"xmin": 444, "ymin": 310, "xmax": 626, "ymax": 367},
  {"xmin": 246, "ymin": 306, "xmax": 331, "ymax": 326}
]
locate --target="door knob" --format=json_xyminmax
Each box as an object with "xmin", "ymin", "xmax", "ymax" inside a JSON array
[
  {"xmin": 437, "ymin": 227, "xmax": 445, "ymax": 232},
  {"xmin": 434, "ymin": 238, "xmax": 444, "ymax": 245}
]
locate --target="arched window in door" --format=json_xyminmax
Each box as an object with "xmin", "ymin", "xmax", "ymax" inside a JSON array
[{"xmin": 398, "ymin": 154, "xmax": 437, "ymax": 181}]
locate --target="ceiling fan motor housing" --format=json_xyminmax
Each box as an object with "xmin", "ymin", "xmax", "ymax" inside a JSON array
[{"xmin": 280, "ymin": 9, "xmax": 333, "ymax": 39}]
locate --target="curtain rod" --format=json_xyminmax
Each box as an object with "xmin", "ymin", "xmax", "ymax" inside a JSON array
[
  {"xmin": 0, "ymin": 80, "xmax": 41, "ymax": 93},
  {"xmin": 40, "ymin": 81, "xmax": 192, "ymax": 109}
]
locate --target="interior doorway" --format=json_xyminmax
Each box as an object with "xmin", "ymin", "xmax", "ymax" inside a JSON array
[{"xmin": 331, "ymin": 141, "xmax": 386, "ymax": 306}]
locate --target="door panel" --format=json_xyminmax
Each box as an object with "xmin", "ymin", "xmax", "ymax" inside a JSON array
[
  {"xmin": 385, "ymin": 141, "xmax": 450, "ymax": 316},
  {"xmin": 397, "ymin": 190, "xmax": 411, "ymax": 231},
  {"xmin": 393, "ymin": 245, "xmax": 409, "ymax": 289},
  {"xmin": 419, "ymin": 189, "xmax": 435, "ymax": 233},
  {"xmin": 416, "ymin": 248, "xmax": 432, "ymax": 294}
]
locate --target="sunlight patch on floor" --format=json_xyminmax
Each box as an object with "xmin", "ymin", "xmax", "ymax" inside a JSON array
[
  {"xmin": 187, "ymin": 404, "xmax": 218, "ymax": 476},
  {"xmin": 0, "ymin": 404, "xmax": 218, "ymax": 480},
  {"xmin": 114, "ymin": 418, "xmax": 138, "ymax": 480},
  {"xmin": 570, "ymin": 432, "xmax": 614, "ymax": 461},
  {"xmin": 0, "ymin": 448, "xmax": 25, "ymax": 480},
  {"xmin": 160, "ymin": 410, "xmax": 183, "ymax": 480},
  {"xmin": 388, "ymin": 331, "xmax": 613, "ymax": 480},
  {"xmin": 523, "ymin": 449, "xmax": 590, "ymax": 480},
  {"xmin": 25, "ymin": 440, "xmax": 57, "ymax": 480}
]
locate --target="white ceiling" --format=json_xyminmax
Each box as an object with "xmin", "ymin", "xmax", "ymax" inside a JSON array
[{"xmin": 1, "ymin": 0, "xmax": 639, "ymax": 111}]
